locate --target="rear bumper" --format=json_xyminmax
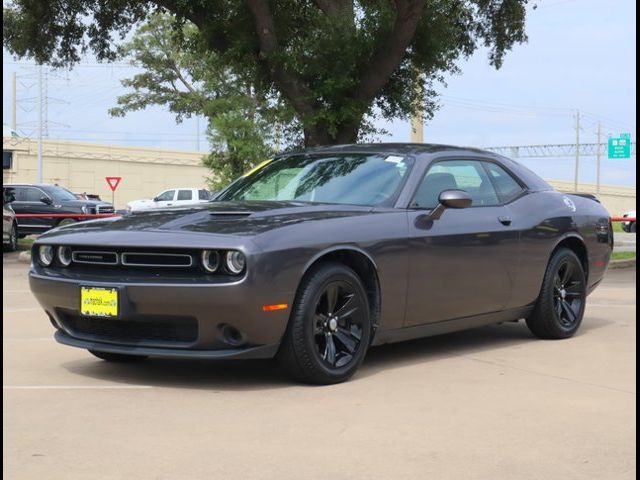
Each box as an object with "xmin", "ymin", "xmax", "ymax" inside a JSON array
[{"xmin": 54, "ymin": 330, "xmax": 280, "ymax": 359}]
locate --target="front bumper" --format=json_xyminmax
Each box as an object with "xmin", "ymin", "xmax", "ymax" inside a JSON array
[
  {"xmin": 30, "ymin": 272, "xmax": 293, "ymax": 359},
  {"xmin": 55, "ymin": 331, "xmax": 279, "ymax": 359}
]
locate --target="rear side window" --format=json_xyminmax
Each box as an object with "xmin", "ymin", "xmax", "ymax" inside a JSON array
[
  {"xmin": 23, "ymin": 187, "xmax": 46, "ymax": 202},
  {"xmin": 198, "ymin": 189, "xmax": 210, "ymax": 200},
  {"xmin": 177, "ymin": 190, "xmax": 193, "ymax": 201},
  {"xmin": 412, "ymin": 160, "xmax": 499, "ymax": 208},
  {"xmin": 484, "ymin": 163, "xmax": 525, "ymax": 203}
]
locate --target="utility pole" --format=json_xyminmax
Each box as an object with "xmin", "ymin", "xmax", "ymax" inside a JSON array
[
  {"xmin": 596, "ymin": 122, "xmax": 602, "ymax": 194},
  {"xmin": 410, "ymin": 112, "xmax": 423, "ymax": 143},
  {"xmin": 37, "ymin": 64, "xmax": 43, "ymax": 183},
  {"xmin": 12, "ymin": 72, "xmax": 17, "ymax": 131},
  {"xmin": 573, "ymin": 109, "xmax": 580, "ymax": 192}
]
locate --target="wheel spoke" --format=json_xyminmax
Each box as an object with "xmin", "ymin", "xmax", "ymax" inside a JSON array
[
  {"xmin": 313, "ymin": 314, "xmax": 326, "ymax": 334},
  {"xmin": 334, "ymin": 294, "xmax": 358, "ymax": 321},
  {"xmin": 561, "ymin": 300, "xmax": 578, "ymax": 324},
  {"xmin": 561, "ymin": 262, "xmax": 574, "ymax": 285},
  {"xmin": 325, "ymin": 284, "xmax": 339, "ymax": 315},
  {"xmin": 555, "ymin": 298, "xmax": 563, "ymax": 318},
  {"xmin": 335, "ymin": 353, "xmax": 353, "ymax": 368},
  {"xmin": 324, "ymin": 334, "xmax": 336, "ymax": 365},
  {"xmin": 334, "ymin": 328, "xmax": 357, "ymax": 353}
]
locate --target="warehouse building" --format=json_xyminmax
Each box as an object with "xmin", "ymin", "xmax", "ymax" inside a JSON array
[{"xmin": 3, "ymin": 135, "xmax": 210, "ymax": 209}]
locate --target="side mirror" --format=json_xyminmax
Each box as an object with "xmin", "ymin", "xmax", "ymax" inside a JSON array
[
  {"xmin": 40, "ymin": 196, "xmax": 53, "ymax": 205},
  {"xmin": 429, "ymin": 189, "xmax": 472, "ymax": 220},
  {"xmin": 153, "ymin": 197, "xmax": 160, "ymax": 202}
]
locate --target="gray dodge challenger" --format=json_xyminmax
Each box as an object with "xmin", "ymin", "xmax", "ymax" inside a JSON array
[{"xmin": 29, "ymin": 144, "xmax": 613, "ymax": 384}]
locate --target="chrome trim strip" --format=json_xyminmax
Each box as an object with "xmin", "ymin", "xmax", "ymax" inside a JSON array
[
  {"xmin": 72, "ymin": 250, "xmax": 119, "ymax": 265},
  {"xmin": 120, "ymin": 252, "xmax": 193, "ymax": 268}
]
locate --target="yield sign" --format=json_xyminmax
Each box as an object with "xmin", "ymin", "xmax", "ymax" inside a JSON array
[{"xmin": 105, "ymin": 176, "xmax": 122, "ymax": 192}]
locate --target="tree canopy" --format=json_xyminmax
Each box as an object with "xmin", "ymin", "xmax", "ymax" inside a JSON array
[{"xmin": 3, "ymin": 0, "xmax": 530, "ymax": 146}]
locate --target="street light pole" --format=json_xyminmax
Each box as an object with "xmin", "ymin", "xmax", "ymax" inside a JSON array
[
  {"xmin": 37, "ymin": 64, "xmax": 43, "ymax": 183},
  {"xmin": 596, "ymin": 122, "xmax": 602, "ymax": 194}
]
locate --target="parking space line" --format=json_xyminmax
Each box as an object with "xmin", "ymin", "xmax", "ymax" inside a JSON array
[
  {"xmin": 2, "ymin": 307, "xmax": 41, "ymax": 313},
  {"xmin": 4, "ymin": 385, "xmax": 153, "ymax": 390},
  {"xmin": 587, "ymin": 303, "xmax": 636, "ymax": 308}
]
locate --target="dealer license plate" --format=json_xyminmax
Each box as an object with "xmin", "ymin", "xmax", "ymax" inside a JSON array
[{"xmin": 80, "ymin": 287, "xmax": 119, "ymax": 318}]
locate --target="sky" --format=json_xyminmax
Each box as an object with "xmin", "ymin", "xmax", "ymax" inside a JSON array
[{"xmin": 2, "ymin": 0, "xmax": 637, "ymax": 186}]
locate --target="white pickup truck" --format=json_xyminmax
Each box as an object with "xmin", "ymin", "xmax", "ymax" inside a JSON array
[{"xmin": 126, "ymin": 188, "xmax": 212, "ymax": 212}]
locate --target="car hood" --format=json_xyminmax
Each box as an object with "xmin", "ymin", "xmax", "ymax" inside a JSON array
[{"xmin": 41, "ymin": 201, "xmax": 374, "ymax": 239}]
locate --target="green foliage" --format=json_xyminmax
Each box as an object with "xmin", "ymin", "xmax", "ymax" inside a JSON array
[{"xmin": 4, "ymin": 0, "xmax": 530, "ymax": 147}]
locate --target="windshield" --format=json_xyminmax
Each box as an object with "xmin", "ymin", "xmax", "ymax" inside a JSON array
[
  {"xmin": 48, "ymin": 186, "xmax": 80, "ymax": 202},
  {"xmin": 217, "ymin": 153, "xmax": 413, "ymax": 206}
]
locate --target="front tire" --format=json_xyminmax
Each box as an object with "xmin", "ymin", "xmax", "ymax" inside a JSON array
[
  {"xmin": 278, "ymin": 262, "xmax": 371, "ymax": 384},
  {"xmin": 526, "ymin": 248, "xmax": 586, "ymax": 339},
  {"xmin": 88, "ymin": 350, "xmax": 148, "ymax": 363}
]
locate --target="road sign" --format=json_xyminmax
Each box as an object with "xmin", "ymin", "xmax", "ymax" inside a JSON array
[
  {"xmin": 608, "ymin": 134, "xmax": 632, "ymax": 159},
  {"xmin": 105, "ymin": 177, "xmax": 122, "ymax": 191}
]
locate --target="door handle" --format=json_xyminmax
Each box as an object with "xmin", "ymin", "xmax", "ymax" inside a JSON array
[{"xmin": 498, "ymin": 216, "xmax": 512, "ymax": 226}]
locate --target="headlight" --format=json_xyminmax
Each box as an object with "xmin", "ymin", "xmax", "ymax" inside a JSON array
[
  {"xmin": 201, "ymin": 250, "xmax": 220, "ymax": 273},
  {"xmin": 38, "ymin": 245, "xmax": 54, "ymax": 266},
  {"xmin": 57, "ymin": 246, "xmax": 72, "ymax": 266},
  {"xmin": 225, "ymin": 251, "xmax": 246, "ymax": 274}
]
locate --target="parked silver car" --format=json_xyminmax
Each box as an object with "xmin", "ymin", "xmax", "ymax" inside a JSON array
[{"xmin": 3, "ymin": 196, "xmax": 18, "ymax": 251}]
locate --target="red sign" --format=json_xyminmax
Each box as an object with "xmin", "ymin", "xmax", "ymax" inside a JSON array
[{"xmin": 105, "ymin": 177, "xmax": 122, "ymax": 192}]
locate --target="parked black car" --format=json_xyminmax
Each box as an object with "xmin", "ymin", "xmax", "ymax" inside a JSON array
[
  {"xmin": 29, "ymin": 144, "xmax": 613, "ymax": 384},
  {"xmin": 3, "ymin": 183, "xmax": 114, "ymax": 236}
]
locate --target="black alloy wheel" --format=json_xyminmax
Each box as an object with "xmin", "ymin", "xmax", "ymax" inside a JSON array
[
  {"xmin": 526, "ymin": 248, "xmax": 586, "ymax": 339},
  {"xmin": 552, "ymin": 260, "xmax": 584, "ymax": 328},
  {"xmin": 278, "ymin": 262, "xmax": 371, "ymax": 384},
  {"xmin": 313, "ymin": 280, "xmax": 365, "ymax": 369}
]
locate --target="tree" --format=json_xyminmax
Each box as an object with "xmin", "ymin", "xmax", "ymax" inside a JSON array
[
  {"xmin": 108, "ymin": 13, "xmax": 295, "ymax": 189},
  {"xmin": 3, "ymin": 1, "xmax": 530, "ymax": 146}
]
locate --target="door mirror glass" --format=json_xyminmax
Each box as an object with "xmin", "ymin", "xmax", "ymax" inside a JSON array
[{"xmin": 439, "ymin": 189, "xmax": 472, "ymax": 209}]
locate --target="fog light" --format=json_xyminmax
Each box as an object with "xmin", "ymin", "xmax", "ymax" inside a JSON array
[
  {"xmin": 201, "ymin": 250, "xmax": 220, "ymax": 273},
  {"xmin": 38, "ymin": 245, "xmax": 54, "ymax": 266},
  {"xmin": 225, "ymin": 251, "xmax": 246, "ymax": 274},
  {"xmin": 57, "ymin": 246, "xmax": 72, "ymax": 266}
]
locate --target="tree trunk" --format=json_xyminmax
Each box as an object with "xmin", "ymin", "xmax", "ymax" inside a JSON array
[{"xmin": 303, "ymin": 117, "xmax": 361, "ymax": 147}]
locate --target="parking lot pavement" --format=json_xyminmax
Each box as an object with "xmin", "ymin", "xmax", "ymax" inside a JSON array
[{"xmin": 3, "ymin": 253, "xmax": 636, "ymax": 480}]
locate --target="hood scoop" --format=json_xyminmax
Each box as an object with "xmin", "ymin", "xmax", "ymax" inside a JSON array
[{"xmin": 208, "ymin": 211, "xmax": 254, "ymax": 220}]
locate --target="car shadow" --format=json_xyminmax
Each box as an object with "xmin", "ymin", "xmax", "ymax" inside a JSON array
[{"xmin": 61, "ymin": 316, "xmax": 614, "ymax": 391}]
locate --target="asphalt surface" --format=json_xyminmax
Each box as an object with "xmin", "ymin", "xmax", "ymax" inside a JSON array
[{"xmin": 3, "ymin": 251, "xmax": 636, "ymax": 480}]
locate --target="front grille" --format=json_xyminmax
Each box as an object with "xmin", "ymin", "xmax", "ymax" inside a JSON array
[
  {"xmin": 59, "ymin": 313, "xmax": 198, "ymax": 345},
  {"xmin": 97, "ymin": 205, "xmax": 115, "ymax": 214},
  {"xmin": 72, "ymin": 251, "xmax": 118, "ymax": 265},
  {"xmin": 121, "ymin": 252, "xmax": 193, "ymax": 267}
]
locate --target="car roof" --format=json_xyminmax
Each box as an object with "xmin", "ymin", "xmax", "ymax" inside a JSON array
[
  {"xmin": 297, "ymin": 142, "xmax": 489, "ymax": 156},
  {"xmin": 3, "ymin": 183, "xmax": 62, "ymax": 188}
]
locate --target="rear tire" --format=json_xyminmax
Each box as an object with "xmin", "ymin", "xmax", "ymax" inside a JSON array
[
  {"xmin": 277, "ymin": 262, "xmax": 371, "ymax": 385},
  {"xmin": 526, "ymin": 248, "xmax": 586, "ymax": 339},
  {"xmin": 88, "ymin": 350, "xmax": 148, "ymax": 363},
  {"xmin": 631, "ymin": 222, "xmax": 637, "ymax": 233}
]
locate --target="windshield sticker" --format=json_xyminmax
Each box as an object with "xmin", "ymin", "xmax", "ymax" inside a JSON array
[{"xmin": 384, "ymin": 155, "xmax": 404, "ymax": 164}]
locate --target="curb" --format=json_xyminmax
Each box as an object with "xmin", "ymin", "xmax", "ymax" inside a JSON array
[{"xmin": 609, "ymin": 259, "xmax": 636, "ymax": 269}]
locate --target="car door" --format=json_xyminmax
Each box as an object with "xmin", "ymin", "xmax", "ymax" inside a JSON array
[
  {"xmin": 153, "ymin": 189, "xmax": 176, "ymax": 208},
  {"xmin": 14, "ymin": 186, "xmax": 58, "ymax": 233},
  {"xmin": 175, "ymin": 189, "xmax": 195, "ymax": 206},
  {"xmin": 404, "ymin": 159, "xmax": 522, "ymax": 327}
]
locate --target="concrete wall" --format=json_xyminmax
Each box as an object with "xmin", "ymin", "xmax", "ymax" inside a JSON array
[
  {"xmin": 3, "ymin": 136, "xmax": 636, "ymax": 215},
  {"xmin": 3, "ymin": 137, "xmax": 211, "ymax": 209},
  {"xmin": 548, "ymin": 180, "xmax": 636, "ymax": 216}
]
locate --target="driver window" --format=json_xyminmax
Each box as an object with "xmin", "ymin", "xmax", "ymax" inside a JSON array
[
  {"xmin": 412, "ymin": 160, "xmax": 499, "ymax": 208},
  {"xmin": 156, "ymin": 190, "xmax": 175, "ymax": 202}
]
